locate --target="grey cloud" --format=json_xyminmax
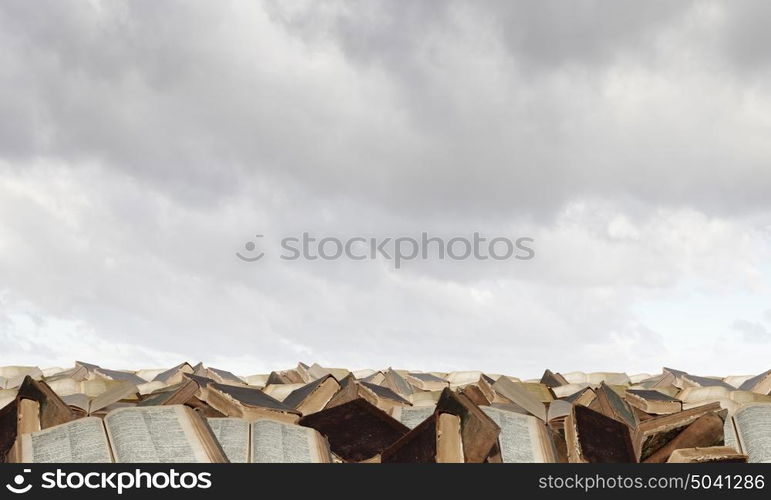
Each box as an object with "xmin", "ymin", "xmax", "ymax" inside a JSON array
[
  {"xmin": 0, "ymin": 1, "xmax": 770, "ymax": 221},
  {"xmin": 717, "ymin": 1, "xmax": 771, "ymax": 73},
  {"xmin": 265, "ymin": 1, "xmax": 691, "ymax": 71},
  {"xmin": 732, "ymin": 319, "xmax": 770, "ymax": 343}
]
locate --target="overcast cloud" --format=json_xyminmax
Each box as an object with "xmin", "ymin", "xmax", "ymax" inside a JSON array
[{"xmin": 1, "ymin": 1, "xmax": 770, "ymax": 378}]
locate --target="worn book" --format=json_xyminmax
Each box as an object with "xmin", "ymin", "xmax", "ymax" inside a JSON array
[
  {"xmin": 299, "ymin": 398, "xmax": 409, "ymax": 462},
  {"xmin": 546, "ymin": 400, "xmax": 573, "ymax": 428},
  {"xmin": 263, "ymin": 383, "xmax": 305, "ymax": 401},
  {"xmin": 193, "ymin": 365, "xmax": 246, "ymax": 386},
  {"xmin": 458, "ymin": 384, "xmax": 491, "ymax": 406},
  {"xmin": 724, "ymin": 403, "xmax": 771, "ymax": 463},
  {"xmin": 634, "ymin": 402, "xmax": 722, "ymax": 461},
  {"xmin": 664, "ymin": 367, "xmax": 735, "ymax": 390},
  {"xmin": 380, "ymin": 368, "xmax": 415, "ymax": 397},
  {"xmin": 434, "ymin": 388, "xmax": 500, "ymax": 463},
  {"xmin": 202, "ymin": 382, "xmax": 301, "ymax": 423},
  {"xmin": 380, "ymin": 412, "xmax": 463, "ymax": 463},
  {"xmin": 74, "ymin": 361, "xmax": 146, "ymax": 385},
  {"xmin": 482, "ymin": 406, "xmax": 557, "ymax": 462},
  {"xmin": 560, "ymin": 386, "xmax": 596, "ymax": 406},
  {"xmin": 564, "ymin": 404, "xmax": 636, "ymax": 463},
  {"xmin": 492, "ymin": 376, "xmax": 547, "ymax": 421},
  {"xmin": 625, "ymin": 389, "xmax": 682, "ymax": 415},
  {"xmin": 738, "ymin": 370, "xmax": 771, "ymax": 395},
  {"xmin": 282, "ymin": 375, "xmax": 341, "ymax": 415},
  {"xmin": 152, "ymin": 362, "xmax": 196, "ymax": 387},
  {"xmin": 16, "ymin": 376, "xmax": 77, "ymax": 436},
  {"xmin": 667, "ymin": 446, "xmax": 748, "ymax": 463},
  {"xmin": 643, "ymin": 412, "xmax": 724, "ymax": 463},
  {"xmin": 266, "ymin": 369, "xmax": 305, "ymax": 385},
  {"xmin": 207, "ymin": 418, "xmax": 331, "ymax": 463},
  {"xmin": 46, "ymin": 375, "xmax": 136, "ymax": 399},
  {"xmin": 446, "ymin": 371, "xmax": 494, "ymax": 388},
  {"xmin": 18, "ymin": 405, "xmax": 227, "ymax": 463},
  {"xmin": 0, "ymin": 367, "xmax": 44, "ymax": 390},
  {"xmin": 325, "ymin": 376, "xmax": 411, "ymax": 413},
  {"xmin": 60, "ymin": 381, "xmax": 139, "ymax": 416},
  {"xmin": 594, "ymin": 382, "xmax": 637, "ymax": 428},
  {"xmin": 406, "ymin": 373, "xmax": 449, "ymax": 392},
  {"xmin": 540, "ymin": 369, "xmax": 569, "ymax": 388},
  {"xmin": 138, "ymin": 376, "xmax": 204, "ymax": 407},
  {"xmin": 306, "ymin": 363, "xmax": 350, "ymax": 382}
]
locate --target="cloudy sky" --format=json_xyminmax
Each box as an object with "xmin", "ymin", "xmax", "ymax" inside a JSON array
[{"xmin": 1, "ymin": 1, "xmax": 771, "ymax": 378}]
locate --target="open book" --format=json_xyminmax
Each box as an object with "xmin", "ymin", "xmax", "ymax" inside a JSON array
[
  {"xmin": 19, "ymin": 405, "xmax": 227, "ymax": 463},
  {"xmin": 391, "ymin": 405, "xmax": 436, "ymax": 429},
  {"xmin": 482, "ymin": 406, "xmax": 556, "ymax": 463},
  {"xmin": 491, "ymin": 376, "xmax": 547, "ymax": 421},
  {"xmin": 725, "ymin": 403, "xmax": 771, "ymax": 463},
  {"xmin": 207, "ymin": 418, "xmax": 331, "ymax": 463},
  {"xmin": 667, "ymin": 446, "xmax": 748, "ymax": 463},
  {"xmin": 60, "ymin": 381, "xmax": 139, "ymax": 416}
]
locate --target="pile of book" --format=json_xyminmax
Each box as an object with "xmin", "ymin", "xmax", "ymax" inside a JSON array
[{"xmin": 1, "ymin": 362, "xmax": 770, "ymax": 463}]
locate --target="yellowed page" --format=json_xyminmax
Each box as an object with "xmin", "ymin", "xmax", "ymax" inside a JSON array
[
  {"xmin": 250, "ymin": 419, "xmax": 320, "ymax": 463},
  {"xmin": 207, "ymin": 417, "xmax": 249, "ymax": 463},
  {"xmin": 21, "ymin": 417, "xmax": 112, "ymax": 463},
  {"xmin": 105, "ymin": 405, "xmax": 209, "ymax": 463}
]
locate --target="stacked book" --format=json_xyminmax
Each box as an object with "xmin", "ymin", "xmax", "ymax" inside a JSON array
[{"xmin": 1, "ymin": 363, "xmax": 770, "ymax": 463}]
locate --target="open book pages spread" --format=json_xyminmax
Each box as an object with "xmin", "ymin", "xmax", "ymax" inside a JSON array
[{"xmin": 2, "ymin": 362, "xmax": 770, "ymax": 463}]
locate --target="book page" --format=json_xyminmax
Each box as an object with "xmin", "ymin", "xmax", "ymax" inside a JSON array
[
  {"xmin": 724, "ymin": 416, "xmax": 739, "ymax": 452},
  {"xmin": 46, "ymin": 377, "xmax": 81, "ymax": 397},
  {"xmin": 61, "ymin": 393, "xmax": 91, "ymax": 412},
  {"xmin": 735, "ymin": 404, "xmax": 771, "ymax": 463},
  {"xmin": 0, "ymin": 388, "xmax": 17, "ymax": 410},
  {"xmin": 21, "ymin": 417, "xmax": 112, "ymax": 463},
  {"xmin": 251, "ymin": 419, "xmax": 319, "ymax": 463},
  {"xmin": 393, "ymin": 406, "xmax": 435, "ymax": 430},
  {"xmin": 491, "ymin": 377, "xmax": 546, "ymax": 421},
  {"xmin": 105, "ymin": 406, "xmax": 208, "ymax": 463},
  {"xmin": 482, "ymin": 406, "xmax": 545, "ymax": 463},
  {"xmin": 207, "ymin": 418, "xmax": 249, "ymax": 463},
  {"xmin": 547, "ymin": 400, "xmax": 572, "ymax": 422},
  {"xmin": 678, "ymin": 386, "xmax": 730, "ymax": 404},
  {"xmin": 90, "ymin": 381, "xmax": 138, "ymax": 414}
]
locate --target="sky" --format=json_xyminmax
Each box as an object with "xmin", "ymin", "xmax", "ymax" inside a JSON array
[{"xmin": 1, "ymin": 1, "xmax": 771, "ymax": 378}]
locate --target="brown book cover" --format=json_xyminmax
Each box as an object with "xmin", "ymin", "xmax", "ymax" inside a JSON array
[
  {"xmin": 0, "ymin": 400, "xmax": 18, "ymax": 463},
  {"xmin": 643, "ymin": 413, "xmax": 724, "ymax": 463},
  {"xmin": 595, "ymin": 382, "xmax": 637, "ymax": 428},
  {"xmin": 283, "ymin": 375, "xmax": 332, "ymax": 408},
  {"xmin": 17, "ymin": 376, "xmax": 76, "ymax": 429},
  {"xmin": 282, "ymin": 375, "xmax": 340, "ymax": 415},
  {"xmin": 435, "ymin": 388, "xmax": 500, "ymax": 463},
  {"xmin": 381, "ymin": 413, "xmax": 439, "ymax": 463},
  {"xmin": 299, "ymin": 398, "xmax": 409, "ymax": 462},
  {"xmin": 207, "ymin": 383, "xmax": 298, "ymax": 412},
  {"xmin": 540, "ymin": 369, "xmax": 569, "ymax": 388},
  {"xmin": 566, "ymin": 404, "xmax": 636, "ymax": 463}
]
